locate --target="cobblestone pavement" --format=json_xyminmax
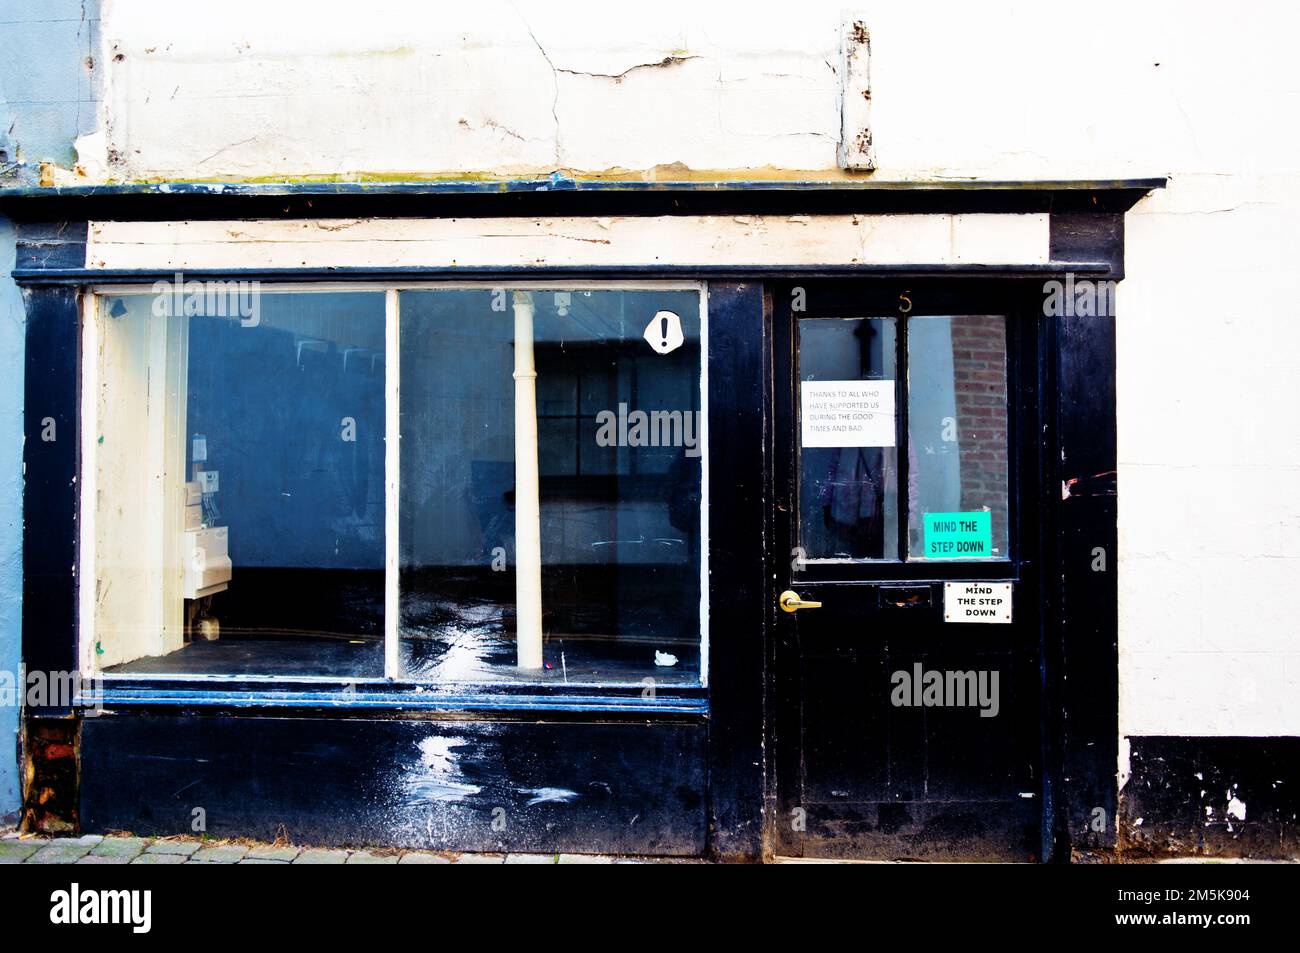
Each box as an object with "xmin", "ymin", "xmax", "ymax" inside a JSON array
[
  {"xmin": 4, "ymin": 829, "xmax": 1292, "ymax": 864},
  {"xmin": 0, "ymin": 828, "xmax": 674, "ymax": 864}
]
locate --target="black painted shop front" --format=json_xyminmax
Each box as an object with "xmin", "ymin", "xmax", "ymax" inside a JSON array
[{"xmin": 9, "ymin": 181, "xmax": 1154, "ymax": 860}]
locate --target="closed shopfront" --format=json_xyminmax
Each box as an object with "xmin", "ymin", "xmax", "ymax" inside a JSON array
[{"xmin": 10, "ymin": 181, "xmax": 1153, "ymax": 859}]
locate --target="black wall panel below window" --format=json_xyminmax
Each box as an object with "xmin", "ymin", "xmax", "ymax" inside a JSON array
[{"xmin": 81, "ymin": 714, "xmax": 707, "ymax": 855}]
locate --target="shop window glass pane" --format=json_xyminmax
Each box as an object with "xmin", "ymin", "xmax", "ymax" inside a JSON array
[
  {"xmin": 92, "ymin": 289, "xmax": 387, "ymax": 677},
  {"xmin": 399, "ymin": 289, "xmax": 704, "ymax": 685},
  {"xmin": 906, "ymin": 315, "xmax": 1010, "ymax": 560},
  {"xmin": 797, "ymin": 316, "xmax": 899, "ymax": 561}
]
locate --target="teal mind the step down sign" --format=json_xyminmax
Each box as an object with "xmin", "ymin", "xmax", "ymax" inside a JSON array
[{"xmin": 923, "ymin": 511, "xmax": 992, "ymax": 559}]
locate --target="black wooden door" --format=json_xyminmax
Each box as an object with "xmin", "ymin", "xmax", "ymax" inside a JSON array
[{"xmin": 772, "ymin": 280, "xmax": 1046, "ymax": 861}]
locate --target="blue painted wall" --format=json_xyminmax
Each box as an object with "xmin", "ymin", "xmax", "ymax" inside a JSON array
[
  {"xmin": 0, "ymin": 0, "xmax": 101, "ymax": 823},
  {"xmin": 0, "ymin": 218, "xmax": 22, "ymax": 824}
]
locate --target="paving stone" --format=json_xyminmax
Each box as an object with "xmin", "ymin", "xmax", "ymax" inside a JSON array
[
  {"xmin": 0, "ymin": 841, "xmax": 41, "ymax": 863},
  {"xmin": 191, "ymin": 845, "xmax": 248, "ymax": 864},
  {"xmin": 68, "ymin": 834, "xmax": 105, "ymax": 846},
  {"xmin": 90, "ymin": 837, "xmax": 149, "ymax": 860},
  {"xmin": 28, "ymin": 843, "xmax": 93, "ymax": 863},
  {"xmin": 557, "ymin": 854, "xmax": 614, "ymax": 864},
  {"xmin": 245, "ymin": 846, "xmax": 301, "ymax": 862},
  {"xmin": 346, "ymin": 850, "xmax": 399, "ymax": 864},
  {"xmin": 293, "ymin": 849, "xmax": 350, "ymax": 865},
  {"xmin": 1, "ymin": 827, "xmax": 687, "ymax": 866}
]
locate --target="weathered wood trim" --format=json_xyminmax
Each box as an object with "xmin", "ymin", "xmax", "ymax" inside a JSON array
[
  {"xmin": 1049, "ymin": 290, "xmax": 1120, "ymax": 856},
  {"xmin": 22, "ymin": 285, "xmax": 81, "ymax": 710},
  {"xmin": 703, "ymin": 282, "xmax": 767, "ymax": 862},
  {"xmin": 0, "ymin": 179, "xmax": 1168, "ymax": 228},
  {"xmin": 82, "ymin": 214, "xmax": 1052, "ymax": 271},
  {"xmin": 80, "ymin": 714, "xmax": 709, "ymax": 855}
]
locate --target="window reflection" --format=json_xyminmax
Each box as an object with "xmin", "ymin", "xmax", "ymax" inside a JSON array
[
  {"xmin": 398, "ymin": 289, "xmax": 705, "ymax": 685},
  {"xmin": 907, "ymin": 315, "xmax": 1010, "ymax": 560},
  {"xmin": 797, "ymin": 317, "xmax": 899, "ymax": 561},
  {"xmin": 93, "ymin": 291, "xmax": 388, "ymax": 678}
]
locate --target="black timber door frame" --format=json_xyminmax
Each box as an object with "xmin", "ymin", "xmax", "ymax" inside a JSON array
[{"xmin": 765, "ymin": 277, "xmax": 1064, "ymax": 861}]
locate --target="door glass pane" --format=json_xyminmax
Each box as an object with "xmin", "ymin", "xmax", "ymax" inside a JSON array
[
  {"xmin": 797, "ymin": 317, "xmax": 899, "ymax": 562},
  {"xmin": 398, "ymin": 289, "xmax": 704, "ymax": 685},
  {"xmin": 92, "ymin": 289, "xmax": 387, "ymax": 677},
  {"xmin": 907, "ymin": 315, "xmax": 1010, "ymax": 560}
]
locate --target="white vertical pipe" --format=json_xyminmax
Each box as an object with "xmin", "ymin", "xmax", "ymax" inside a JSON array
[
  {"xmin": 512, "ymin": 291, "xmax": 544, "ymax": 669},
  {"xmin": 384, "ymin": 288, "xmax": 400, "ymax": 680}
]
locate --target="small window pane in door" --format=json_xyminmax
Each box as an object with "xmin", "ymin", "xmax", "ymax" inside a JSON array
[
  {"xmin": 906, "ymin": 315, "xmax": 1010, "ymax": 560},
  {"xmin": 797, "ymin": 317, "xmax": 899, "ymax": 562}
]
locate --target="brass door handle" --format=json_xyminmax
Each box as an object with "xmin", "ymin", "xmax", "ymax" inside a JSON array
[{"xmin": 779, "ymin": 590, "xmax": 823, "ymax": 613}]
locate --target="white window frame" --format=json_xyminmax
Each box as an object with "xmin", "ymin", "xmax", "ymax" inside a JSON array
[{"xmin": 79, "ymin": 280, "xmax": 709, "ymax": 689}]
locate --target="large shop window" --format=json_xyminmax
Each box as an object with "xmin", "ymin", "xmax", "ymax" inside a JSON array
[{"xmin": 85, "ymin": 285, "xmax": 707, "ymax": 688}]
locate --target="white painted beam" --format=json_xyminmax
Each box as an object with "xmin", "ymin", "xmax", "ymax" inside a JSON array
[{"xmin": 86, "ymin": 214, "xmax": 1051, "ymax": 271}]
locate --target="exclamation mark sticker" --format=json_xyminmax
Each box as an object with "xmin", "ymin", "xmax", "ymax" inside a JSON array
[{"xmin": 644, "ymin": 310, "xmax": 684, "ymax": 354}]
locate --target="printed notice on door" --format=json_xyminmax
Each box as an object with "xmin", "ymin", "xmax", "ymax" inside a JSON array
[
  {"xmin": 800, "ymin": 380, "xmax": 896, "ymax": 448},
  {"xmin": 943, "ymin": 582, "xmax": 1013, "ymax": 623}
]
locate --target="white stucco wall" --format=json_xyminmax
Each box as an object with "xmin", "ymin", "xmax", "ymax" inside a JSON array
[{"xmin": 80, "ymin": 0, "xmax": 1300, "ymax": 737}]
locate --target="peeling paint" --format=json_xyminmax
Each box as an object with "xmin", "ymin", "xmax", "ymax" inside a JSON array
[
  {"xmin": 519, "ymin": 787, "xmax": 579, "ymax": 806},
  {"xmin": 402, "ymin": 736, "xmax": 484, "ymax": 804},
  {"xmin": 836, "ymin": 14, "xmax": 874, "ymax": 172},
  {"xmin": 1226, "ymin": 795, "xmax": 1246, "ymax": 822},
  {"xmin": 84, "ymin": 213, "xmax": 1051, "ymax": 271}
]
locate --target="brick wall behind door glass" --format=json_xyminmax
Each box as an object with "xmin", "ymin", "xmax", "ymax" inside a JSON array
[{"xmin": 949, "ymin": 315, "xmax": 1009, "ymax": 519}]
